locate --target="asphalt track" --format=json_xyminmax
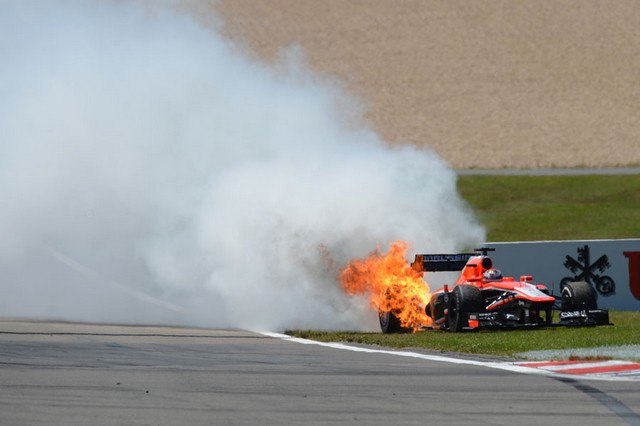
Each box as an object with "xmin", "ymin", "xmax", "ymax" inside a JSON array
[{"xmin": 1, "ymin": 321, "xmax": 639, "ymax": 426}]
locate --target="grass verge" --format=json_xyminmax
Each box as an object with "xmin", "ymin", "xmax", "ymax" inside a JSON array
[
  {"xmin": 457, "ymin": 175, "xmax": 640, "ymax": 241},
  {"xmin": 288, "ymin": 311, "xmax": 640, "ymax": 361}
]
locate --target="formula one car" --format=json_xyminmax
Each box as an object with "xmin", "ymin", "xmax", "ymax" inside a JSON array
[{"xmin": 379, "ymin": 248, "xmax": 610, "ymax": 333}]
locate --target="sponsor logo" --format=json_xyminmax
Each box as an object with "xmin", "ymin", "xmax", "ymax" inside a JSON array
[
  {"xmin": 423, "ymin": 254, "xmax": 473, "ymax": 262},
  {"xmin": 623, "ymin": 252, "xmax": 640, "ymax": 301},
  {"xmin": 560, "ymin": 310, "xmax": 586, "ymax": 319},
  {"xmin": 561, "ymin": 245, "xmax": 615, "ymax": 296}
]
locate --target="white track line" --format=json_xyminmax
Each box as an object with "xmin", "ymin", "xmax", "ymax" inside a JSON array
[{"xmin": 261, "ymin": 332, "xmax": 640, "ymax": 382}]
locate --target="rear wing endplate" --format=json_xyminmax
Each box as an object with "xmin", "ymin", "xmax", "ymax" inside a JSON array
[{"xmin": 411, "ymin": 253, "xmax": 476, "ymax": 272}]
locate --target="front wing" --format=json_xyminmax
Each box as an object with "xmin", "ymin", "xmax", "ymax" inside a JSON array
[{"xmin": 460, "ymin": 309, "xmax": 611, "ymax": 331}]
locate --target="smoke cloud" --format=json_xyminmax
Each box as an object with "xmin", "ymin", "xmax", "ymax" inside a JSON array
[{"xmin": 0, "ymin": 1, "xmax": 484, "ymax": 331}]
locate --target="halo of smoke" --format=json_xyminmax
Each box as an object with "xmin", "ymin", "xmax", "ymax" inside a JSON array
[{"xmin": 0, "ymin": 1, "xmax": 485, "ymax": 331}]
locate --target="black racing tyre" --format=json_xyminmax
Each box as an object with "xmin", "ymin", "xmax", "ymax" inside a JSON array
[
  {"xmin": 447, "ymin": 285, "xmax": 483, "ymax": 332},
  {"xmin": 426, "ymin": 293, "xmax": 446, "ymax": 323},
  {"xmin": 379, "ymin": 310, "xmax": 411, "ymax": 334},
  {"xmin": 561, "ymin": 281, "xmax": 597, "ymax": 311},
  {"xmin": 559, "ymin": 277, "xmax": 574, "ymax": 290}
]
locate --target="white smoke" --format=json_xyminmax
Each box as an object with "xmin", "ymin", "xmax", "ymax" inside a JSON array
[{"xmin": 0, "ymin": 0, "xmax": 484, "ymax": 331}]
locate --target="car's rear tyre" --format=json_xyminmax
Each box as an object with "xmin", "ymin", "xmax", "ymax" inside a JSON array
[
  {"xmin": 426, "ymin": 293, "xmax": 446, "ymax": 323},
  {"xmin": 562, "ymin": 281, "xmax": 597, "ymax": 311},
  {"xmin": 448, "ymin": 285, "xmax": 483, "ymax": 332},
  {"xmin": 379, "ymin": 310, "xmax": 412, "ymax": 334}
]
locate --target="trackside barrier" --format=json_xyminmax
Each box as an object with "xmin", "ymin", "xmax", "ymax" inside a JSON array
[{"xmin": 484, "ymin": 239, "xmax": 640, "ymax": 311}]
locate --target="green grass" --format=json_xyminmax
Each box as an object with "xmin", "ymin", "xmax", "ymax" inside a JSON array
[
  {"xmin": 289, "ymin": 311, "xmax": 640, "ymax": 360},
  {"xmin": 457, "ymin": 175, "xmax": 640, "ymax": 241}
]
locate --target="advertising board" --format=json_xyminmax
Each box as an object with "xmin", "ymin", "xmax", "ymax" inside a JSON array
[{"xmin": 486, "ymin": 239, "xmax": 640, "ymax": 311}]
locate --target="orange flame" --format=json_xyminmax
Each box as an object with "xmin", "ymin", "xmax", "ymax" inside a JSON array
[{"xmin": 339, "ymin": 241, "xmax": 431, "ymax": 329}]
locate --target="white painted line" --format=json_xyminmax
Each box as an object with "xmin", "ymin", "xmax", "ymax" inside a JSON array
[
  {"xmin": 260, "ymin": 332, "xmax": 640, "ymax": 382},
  {"xmin": 262, "ymin": 331, "xmax": 497, "ymax": 367}
]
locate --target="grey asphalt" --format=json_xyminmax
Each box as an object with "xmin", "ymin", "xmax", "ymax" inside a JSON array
[
  {"xmin": 1, "ymin": 320, "xmax": 639, "ymax": 426},
  {"xmin": 456, "ymin": 167, "xmax": 640, "ymax": 176}
]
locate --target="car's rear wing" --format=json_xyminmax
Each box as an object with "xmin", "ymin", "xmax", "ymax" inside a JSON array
[{"xmin": 411, "ymin": 253, "xmax": 476, "ymax": 272}]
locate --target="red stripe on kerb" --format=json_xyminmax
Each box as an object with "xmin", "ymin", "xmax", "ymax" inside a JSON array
[
  {"xmin": 518, "ymin": 361, "xmax": 585, "ymax": 368},
  {"xmin": 561, "ymin": 363, "xmax": 640, "ymax": 375}
]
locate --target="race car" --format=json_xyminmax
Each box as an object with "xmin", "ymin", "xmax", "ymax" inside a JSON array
[{"xmin": 379, "ymin": 248, "xmax": 610, "ymax": 333}]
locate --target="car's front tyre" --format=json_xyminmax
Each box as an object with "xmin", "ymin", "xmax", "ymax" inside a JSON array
[{"xmin": 562, "ymin": 281, "xmax": 597, "ymax": 311}]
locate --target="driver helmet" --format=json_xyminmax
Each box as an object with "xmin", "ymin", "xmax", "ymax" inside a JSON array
[{"xmin": 483, "ymin": 268, "xmax": 502, "ymax": 280}]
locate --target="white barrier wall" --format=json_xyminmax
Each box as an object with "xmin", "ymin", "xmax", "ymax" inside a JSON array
[{"xmin": 485, "ymin": 239, "xmax": 640, "ymax": 311}]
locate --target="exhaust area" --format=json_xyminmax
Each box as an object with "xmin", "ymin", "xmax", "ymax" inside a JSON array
[{"xmin": 0, "ymin": 1, "xmax": 484, "ymax": 331}]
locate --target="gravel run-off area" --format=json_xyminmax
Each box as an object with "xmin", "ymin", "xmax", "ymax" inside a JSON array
[{"xmin": 211, "ymin": 1, "xmax": 640, "ymax": 170}]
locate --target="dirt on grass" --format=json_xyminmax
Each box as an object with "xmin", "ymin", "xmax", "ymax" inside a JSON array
[{"xmin": 202, "ymin": 0, "xmax": 640, "ymax": 170}]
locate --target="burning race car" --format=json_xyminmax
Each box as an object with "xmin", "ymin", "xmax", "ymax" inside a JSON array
[{"xmin": 378, "ymin": 248, "xmax": 610, "ymax": 333}]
